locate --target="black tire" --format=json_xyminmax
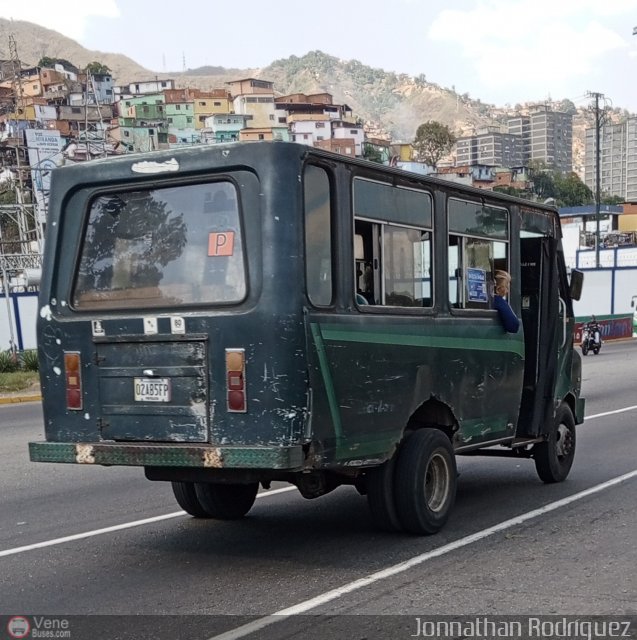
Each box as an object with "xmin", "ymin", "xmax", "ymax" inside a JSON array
[
  {"xmin": 194, "ymin": 482, "xmax": 259, "ymax": 520},
  {"xmin": 581, "ymin": 342, "xmax": 589, "ymax": 355},
  {"xmin": 533, "ymin": 403, "xmax": 576, "ymax": 483},
  {"xmin": 394, "ymin": 429, "xmax": 457, "ymax": 535},
  {"xmin": 171, "ymin": 481, "xmax": 211, "ymax": 518},
  {"xmin": 593, "ymin": 346, "xmax": 600, "ymax": 355},
  {"xmin": 366, "ymin": 454, "xmax": 403, "ymax": 532}
]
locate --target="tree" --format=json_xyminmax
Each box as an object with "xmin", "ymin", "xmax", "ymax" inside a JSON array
[
  {"xmin": 37, "ymin": 56, "xmax": 56, "ymax": 68},
  {"xmin": 86, "ymin": 61, "xmax": 111, "ymax": 75},
  {"xmin": 553, "ymin": 172, "xmax": 593, "ymax": 207},
  {"xmin": 412, "ymin": 121, "xmax": 456, "ymax": 169},
  {"xmin": 362, "ymin": 143, "xmax": 385, "ymax": 164},
  {"xmin": 37, "ymin": 57, "xmax": 77, "ymax": 72},
  {"xmin": 528, "ymin": 161, "xmax": 556, "ymax": 200}
]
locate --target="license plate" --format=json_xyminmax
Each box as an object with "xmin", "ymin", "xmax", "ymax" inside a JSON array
[{"xmin": 133, "ymin": 377, "xmax": 171, "ymax": 402}]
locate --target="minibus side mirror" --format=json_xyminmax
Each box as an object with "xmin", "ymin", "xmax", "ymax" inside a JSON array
[{"xmin": 570, "ymin": 269, "xmax": 584, "ymax": 301}]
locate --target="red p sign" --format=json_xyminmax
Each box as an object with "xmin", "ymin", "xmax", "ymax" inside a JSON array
[{"xmin": 208, "ymin": 232, "xmax": 235, "ymax": 256}]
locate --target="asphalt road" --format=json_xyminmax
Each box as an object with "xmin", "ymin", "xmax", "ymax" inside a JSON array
[{"xmin": 0, "ymin": 340, "xmax": 636, "ymax": 640}]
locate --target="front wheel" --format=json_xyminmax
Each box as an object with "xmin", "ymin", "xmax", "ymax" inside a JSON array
[
  {"xmin": 393, "ymin": 429, "xmax": 457, "ymax": 535},
  {"xmin": 581, "ymin": 342, "xmax": 589, "ymax": 355},
  {"xmin": 194, "ymin": 482, "xmax": 259, "ymax": 520},
  {"xmin": 533, "ymin": 403, "xmax": 576, "ymax": 483}
]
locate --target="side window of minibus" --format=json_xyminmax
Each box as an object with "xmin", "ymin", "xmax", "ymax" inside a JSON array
[
  {"xmin": 354, "ymin": 221, "xmax": 379, "ymax": 304},
  {"xmin": 447, "ymin": 198, "xmax": 509, "ymax": 310},
  {"xmin": 355, "ymin": 219, "xmax": 432, "ymax": 307},
  {"xmin": 353, "ymin": 178, "xmax": 433, "ymax": 309},
  {"xmin": 304, "ymin": 165, "xmax": 332, "ymax": 306}
]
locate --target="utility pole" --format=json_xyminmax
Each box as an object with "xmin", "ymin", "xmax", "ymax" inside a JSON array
[
  {"xmin": 8, "ymin": 35, "xmax": 26, "ymax": 122},
  {"xmin": 587, "ymin": 91, "xmax": 606, "ymax": 269}
]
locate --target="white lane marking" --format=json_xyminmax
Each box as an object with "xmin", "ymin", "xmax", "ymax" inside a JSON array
[
  {"xmin": 584, "ymin": 405, "xmax": 637, "ymax": 421},
  {"xmin": 2, "ymin": 407, "xmax": 635, "ymax": 559},
  {"xmin": 0, "ymin": 486, "xmax": 295, "ymax": 559},
  {"xmin": 207, "ymin": 469, "xmax": 637, "ymax": 640}
]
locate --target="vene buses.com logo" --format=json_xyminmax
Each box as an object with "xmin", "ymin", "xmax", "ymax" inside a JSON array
[{"xmin": 7, "ymin": 616, "xmax": 31, "ymax": 639}]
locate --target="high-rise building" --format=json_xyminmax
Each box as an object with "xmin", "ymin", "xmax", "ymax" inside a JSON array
[
  {"xmin": 456, "ymin": 107, "xmax": 573, "ymax": 172},
  {"xmin": 528, "ymin": 106, "xmax": 573, "ymax": 172},
  {"xmin": 585, "ymin": 117, "xmax": 637, "ymax": 202},
  {"xmin": 506, "ymin": 116, "xmax": 530, "ymax": 162},
  {"xmin": 456, "ymin": 127, "xmax": 523, "ymax": 167}
]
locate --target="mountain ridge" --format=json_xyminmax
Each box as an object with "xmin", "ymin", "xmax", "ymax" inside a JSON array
[{"xmin": 2, "ymin": 17, "xmax": 627, "ymax": 173}]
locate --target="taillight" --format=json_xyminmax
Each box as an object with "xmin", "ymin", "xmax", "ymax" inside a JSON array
[
  {"xmin": 64, "ymin": 351, "xmax": 82, "ymax": 410},
  {"xmin": 226, "ymin": 348, "xmax": 246, "ymax": 412}
]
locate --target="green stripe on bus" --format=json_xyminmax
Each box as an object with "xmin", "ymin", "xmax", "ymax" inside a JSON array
[
  {"xmin": 309, "ymin": 323, "xmax": 344, "ymax": 441},
  {"xmin": 317, "ymin": 326, "xmax": 525, "ymax": 357}
]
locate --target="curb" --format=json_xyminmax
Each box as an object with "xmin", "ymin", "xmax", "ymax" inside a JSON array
[{"xmin": 0, "ymin": 394, "xmax": 42, "ymax": 405}]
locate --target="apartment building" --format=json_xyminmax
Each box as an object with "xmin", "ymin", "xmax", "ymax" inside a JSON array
[
  {"xmin": 455, "ymin": 106, "xmax": 573, "ymax": 172},
  {"xmin": 528, "ymin": 105, "xmax": 572, "ymax": 172},
  {"xmin": 507, "ymin": 115, "xmax": 530, "ymax": 160},
  {"xmin": 277, "ymin": 92, "xmax": 363, "ymax": 154},
  {"xmin": 456, "ymin": 127, "xmax": 523, "ymax": 167},
  {"xmin": 585, "ymin": 117, "xmax": 637, "ymax": 202},
  {"xmin": 228, "ymin": 78, "xmax": 287, "ymax": 130}
]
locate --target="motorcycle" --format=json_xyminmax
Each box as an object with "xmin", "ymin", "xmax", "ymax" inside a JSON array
[{"xmin": 581, "ymin": 324, "xmax": 602, "ymax": 355}]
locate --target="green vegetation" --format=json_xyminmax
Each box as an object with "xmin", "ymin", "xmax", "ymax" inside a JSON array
[
  {"xmin": 0, "ymin": 349, "xmax": 38, "ymax": 372},
  {"xmin": 528, "ymin": 161, "xmax": 594, "ymax": 207},
  {"xmin": 0, "ymin": 371, "xmax": 39, "ymax": 393},
  {"xmin": 86, "ymin": 61, "xmax": 112, "ymax": 75},
  {"xmin": 20, "ymin": 349, "xmax": 39, "ymax": 371},
  {"xmin": 0, "ymin": 349, "xmax": 39, "ymax": 394},
  {"xmin": 412, "ymin": 121, "xmax": 457, "ymax": 169},
  {"xmin": 37, "ymin": 57, "xmax": 77, "ymax": 72}
]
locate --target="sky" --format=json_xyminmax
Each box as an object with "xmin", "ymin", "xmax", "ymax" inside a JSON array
[{"xmin": 2, "ymin": 0, "xmax": 637, "ymax": 112}]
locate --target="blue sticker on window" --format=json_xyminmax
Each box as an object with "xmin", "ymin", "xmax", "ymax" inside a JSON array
[{"xmin": 467, "ymin": 268, "xmax": 488, "ymax": 303}]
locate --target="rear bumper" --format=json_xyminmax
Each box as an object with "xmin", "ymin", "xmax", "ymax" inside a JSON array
[{"xmin": 29, "ymin": 441, "xmax": 304, "ymax": 471}]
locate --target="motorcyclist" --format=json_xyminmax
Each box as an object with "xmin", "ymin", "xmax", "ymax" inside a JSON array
[{"xmin": 585, "ymin": 315, "xmax": 601, "ymax": 346}]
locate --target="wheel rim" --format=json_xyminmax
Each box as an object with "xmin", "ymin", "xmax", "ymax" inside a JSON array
[
  {"xmin": 555, "ymin": 423, "xmax": 574, "ymax": 460},
  {"xmin": 424, "ymin": 452, "xmax": 450, "ymax": 513}
]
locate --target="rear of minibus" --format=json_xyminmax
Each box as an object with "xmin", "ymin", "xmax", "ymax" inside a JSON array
[{"xmin": 30, "ymin": 142, "xmax": 310, "ymax": 477}]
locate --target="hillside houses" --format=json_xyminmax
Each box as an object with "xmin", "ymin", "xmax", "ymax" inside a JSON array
[
  {"xmin": 0, "ymin": 61, "xmax": 622, "ymax": 203},
  {"xmin": 0, "ymin": 67, "xmax": 372, "ymax": 158}
]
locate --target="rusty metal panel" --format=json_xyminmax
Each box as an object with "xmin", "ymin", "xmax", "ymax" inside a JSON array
[{"xmin": 96, "ymin": 338, "xmax": 208, "ymax": 442}]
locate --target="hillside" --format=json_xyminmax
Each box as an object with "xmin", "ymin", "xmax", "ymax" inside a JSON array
[
  {"xmin": 0, "ymin": 19, "xmax": 150, "ymax": 83},
  {"xmin": 0, "ymin": 19, "xmax": 623, "ymax": 172}
]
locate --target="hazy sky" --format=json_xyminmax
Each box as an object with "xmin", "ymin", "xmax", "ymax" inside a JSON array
[{"xmin": 2, "ymin": 0, "xmax": 637, "ymax": 112}]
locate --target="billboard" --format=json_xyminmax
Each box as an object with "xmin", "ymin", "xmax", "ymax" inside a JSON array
[{"xmin": 24, "ymin": 129, "xmax": 65, "ymax": 223}]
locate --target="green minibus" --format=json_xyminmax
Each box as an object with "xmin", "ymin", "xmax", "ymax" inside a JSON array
[{"xmin": 30, "ymin": 141, "xmax": 584, "ymax": 534}]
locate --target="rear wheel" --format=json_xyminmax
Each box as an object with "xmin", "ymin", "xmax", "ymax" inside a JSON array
[
  {"xmin": 171, "ymin": 481, "xmax": 211, "ymax": 518},
  {"xmin": 533, "ymin": 403, "xmax": 576, "ymax": 483},
  {"xmin": 394, "ymin": 429, "xmax": 457, "ymax": 535},
  {"xmin": 366, "ymin": 454, "xmax": 403, "ymax": 532},
  {"xmin": 194, "ymin": 482, "xmax": 259, "ymax": 520}
]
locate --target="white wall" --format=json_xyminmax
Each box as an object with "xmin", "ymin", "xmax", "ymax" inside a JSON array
[
  {"xmin": 573, "ymin": 270, "xmax": 612, "ymax": 317},
  {"xmin": 0, "ymin": 293, "xmax": 39, "ymax": 351},
  {"xmin": 614, "ymin": 270, "xmax": 637, "ymax": 315},
  {"xmin": 572, "ymin": 267, "xmax": 637, "ymax": 318}
]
